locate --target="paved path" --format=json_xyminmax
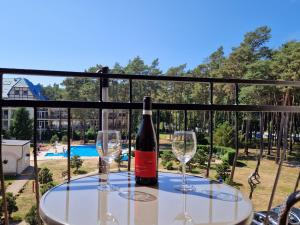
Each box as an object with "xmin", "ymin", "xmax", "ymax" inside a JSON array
[{"xmin": 6, "ymin": 166, "xmax": 34, "ymax": 195}]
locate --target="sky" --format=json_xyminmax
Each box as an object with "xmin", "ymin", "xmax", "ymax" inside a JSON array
[{"xmin": 0, "ymin": 0, "xmax": 300, "ymax": 86}]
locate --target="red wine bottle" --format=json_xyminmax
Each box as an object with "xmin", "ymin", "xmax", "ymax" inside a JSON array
[{"xmin": 135, "ymin": 96, "xmax": 158, "ymax": 185}]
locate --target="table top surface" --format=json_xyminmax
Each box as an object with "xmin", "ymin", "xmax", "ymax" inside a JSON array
[{"xmin": 39, "ymin": 172, "xmax": 253, "ymax": 225}]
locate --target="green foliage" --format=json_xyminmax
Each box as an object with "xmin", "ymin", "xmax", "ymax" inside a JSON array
[
  {"xmin": 195, "ymin": 132, "xmax": 208, "ymax": 145},
  {"xmin": 214, "ymin": 122, "xmax": 234, "ymax": 148},
  {"xmin": 85, "ymin": 127, "xmax": 96, "ymax": 140},
  {"xmin": 25, "ymin": 205, "xmax": 38, "ymax": 225},
  {"xmin": 160, "ymin": 151, "xmax": 177, "ymax": 166},
  {"xmin": 50, "ymin": 134, "xmax": 59, "ymax": 144},
  {"xmin": 61, "ymin": 135, "xmax": 68, "ymax": 144},
  {"xmin": 70, "ymin": 155, "xmax": 83, "ymax": 173},
  {"xmin": 9, "ymin": 108, "xmax": 33, "ymax": 140},
  {"xmin": 165, "ymin": 161, "xmax": 174, "ymax": 170},
  {"xmin": 215, "ymin": 161, "xmax": 231, "ymax": 181},
  {"xmin": 38, "ymin": 167, "xmax": 53, "ymax": 184},
  {"xmin": 222, "ymin": 150, "xmax": 236, "ymax": 165},
  {"xmin": 40, "ymin": 181, "xmax": 56, "ymax": 195},
  {"xmin": 0, "ymin": 192, "xmax": 18, "ymax": 217},
  {"xmin": 72, "ymin": 130, "xmax": 81, "ymax": 140}
]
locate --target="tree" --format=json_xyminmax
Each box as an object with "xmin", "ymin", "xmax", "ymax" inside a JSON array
[
  {"xmin": 214, "ymin": 122, "xmax": 234, "ymax": 148},
  {"xmin": 38, "ymin": 167, "xmax": 53, "ymax": 184},
  {"xmin": 50, "ymin": 134, "xmax": 59, "ymax": 144},
  {"xmin": 9, "ymin": 108, "xmax": 33, "ymax": 140},
  {"xmin": 25, "ymin": 205, "xmax": 38, "ymax": 225},
  {"xmin": 40, "ymin": 182, "xmax": 56, "ymax": 195},
  {"xmin": 70, "ymin": 155, "xmax": 83, "ymax": 173},
  {"xmin": 0, "ymin": 192, "xmax": 18, "ymax": 218}
]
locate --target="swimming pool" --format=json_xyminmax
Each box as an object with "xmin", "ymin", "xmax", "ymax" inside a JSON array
[{"xmin": 45, "ymin": 145, "xmax": 98, "ymax": 157}]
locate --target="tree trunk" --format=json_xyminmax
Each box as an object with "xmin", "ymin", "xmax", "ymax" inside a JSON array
[{"xmin": 244, "ymin": 119, "xmax": 250, "ymax": 156}]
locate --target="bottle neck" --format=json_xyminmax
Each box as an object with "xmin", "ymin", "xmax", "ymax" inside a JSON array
[{"xmin": 142, "ymin": 110, "xmax": 152, "ymax": 116}]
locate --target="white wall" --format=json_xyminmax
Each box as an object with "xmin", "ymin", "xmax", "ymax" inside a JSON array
[{"xmin": 2, "ymin": 143, "xmax": 30, "ymax": 175}]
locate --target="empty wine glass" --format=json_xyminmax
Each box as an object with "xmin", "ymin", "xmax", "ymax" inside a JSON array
[
  {"xmin": 172, "ymin": 131, "xmax": 197, "ymax": 192},
  {"xmin": 96, "ymin": 130, "xmax": 121, "ymax": 191}
]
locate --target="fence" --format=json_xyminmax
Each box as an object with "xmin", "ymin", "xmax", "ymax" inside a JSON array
[{"xmin": 0, "ymin": 67, "xmax": 300, "ymax": 224}]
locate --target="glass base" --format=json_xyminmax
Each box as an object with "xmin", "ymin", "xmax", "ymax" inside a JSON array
[
  {"xmin": 174, "ymin": 184, "xmax": 195, "ymax": 193},
  {"xmin": 98, "ymin": 184, "xmax": 119, "ymax": 192}
]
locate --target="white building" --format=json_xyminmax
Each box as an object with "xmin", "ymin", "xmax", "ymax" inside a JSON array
[
  {"xmin": 2, "ymin": 78, "xmax": 47, "ymax": 130},
  {"xmin": 2, "ymin": 139, "xmax": 30, "ymax": 175}
]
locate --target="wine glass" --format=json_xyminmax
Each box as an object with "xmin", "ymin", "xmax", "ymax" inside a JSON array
[
  {"xmin": 96, "ymin": 130, "xmax": 121, "ymax": 191},
  {"xmin": 172, "ymin": 131, "xmax": 197, "ymax": 192}
]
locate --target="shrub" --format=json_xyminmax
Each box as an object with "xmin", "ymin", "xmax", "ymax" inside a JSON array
[
  {"xmin": 85, "ymin": 128, "xmax": 96, "ymax": 140},
  {"xmin": 197, "ymin": 145, "xmax": 235, "ymax": 158},
  {"xmin": 61, "ymin": 135, "xmax": 68, "ymax": 144},
  {"xmin": 215, "ymin": 161, "xmax": 231, "ymax": 181},
  {"xmin": 50, "ymin": 134, "xmax": 59, "ymax": 144},
  {"xmin": 196, "ymin": 132, "xmax": 209, "ymax": 145},
  {"xmin": 70, "ymin": 155, "xmax": 83, "ymax": 173},
  {"xmin": 165, "ymin": 161, "xmax": 174, "ymax": 170},
  {"xmin": 222, "ymin": 150, "xmax": 236, "ymax": 165},
  {"xmin": 214, "ymin": 122, "xmax": 234, "ymax": 148},
  {"xmin": 40, "ymin": 181, "xmax": 56, "ymax": 195},
  {"xmin": 38, "ymin": 167, "xmax": 53, "ymax": 184},
  {"xmin": 25, "ymin": 205, "xmax": 38, "ymax": 225},
  {"xmin": 160, "ymin": 151, "xmax": 177, "ymax": 166},
  {"xmin": 72, "ymin": 130, "xmax": 81, "ymax": 140},
  {"xmin": 0, "ymin": 192, "xmax": 18, "ymax": 218}
]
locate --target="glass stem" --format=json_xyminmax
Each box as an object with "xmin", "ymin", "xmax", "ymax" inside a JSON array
[
  {"xmin": 182, "ymin": 162, "xmax": 186, "ymax": 186},
  {"xmin": 106, "ymin": 163, "xmax": 110, "ymax": 186}
]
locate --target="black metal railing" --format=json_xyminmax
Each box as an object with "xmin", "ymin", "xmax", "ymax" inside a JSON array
[{"xmin": 1, "ymin": 67, "xmax": 300, "ymax": 225}]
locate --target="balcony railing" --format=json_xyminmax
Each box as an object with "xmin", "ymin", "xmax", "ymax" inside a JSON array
[{"xmin": 0, "ymin": 67, "xmax": 300, "ymax": 225}]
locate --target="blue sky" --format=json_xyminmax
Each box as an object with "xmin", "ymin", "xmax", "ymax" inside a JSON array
[{"xmin": 0, "ymin": 0, "xmax": 300, "ymax": 85}]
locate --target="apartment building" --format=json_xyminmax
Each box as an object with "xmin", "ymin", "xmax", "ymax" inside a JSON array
[{"xmin": 2, "ymin": 78, "xmax": 128, "ymax": 136}]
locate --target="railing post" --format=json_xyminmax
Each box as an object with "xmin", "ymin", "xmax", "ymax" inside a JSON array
[
  {"xmin": 230, "ymin": 83, "xmax": 239, "ymax": 182},
  {"xmin": 294, "ymin": 170, "xmax": 300, "ymax": 192},
  {"xmin": 0, "ymin": 73, "xmax": 9, "ymax": 225},
  {"xmin": 184, "ymin": 110, "xmax": 187, "ymax": 131},
  {"xmin": 206, "ymin": 82, "xmax": 214, "ymax": 177},
  {"xmin": 33, "ymin": 107, "xmax": 41, "ymax": 224},
  {"xmin": 97, "ymin": 67, "xmax": 109, "ymax": 173},
  {"xmin": 156, "ymin": 110, "xmax": 160, "ymax": 165},
  {"xmin": 67, "ymin": 108, "xmax": 71, "ymax": 182},
  {"xmin": 128, "ymin": 79, "xmax": 132, "ymax": 171}
]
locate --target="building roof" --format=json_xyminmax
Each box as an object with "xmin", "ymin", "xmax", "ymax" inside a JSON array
[
  {"xmin": 2, "ymin": 139, "xmax": 30, "ymax": 146},
  {"xmin": 2, "ymin": 78, "xmax": 47, "ymax": 100}
]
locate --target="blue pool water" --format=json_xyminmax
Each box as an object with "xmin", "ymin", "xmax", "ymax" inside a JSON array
[{"xmin": 45, "ymin": 145, "xmax": 98, "ymax": 157}]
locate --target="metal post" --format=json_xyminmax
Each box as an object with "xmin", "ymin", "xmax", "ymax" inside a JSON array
[
  {"xmin": 33, "ymin": 107, "xmax": 41, "ymax": 224},
  {"xmin": 98, "ymin": 71, "xmax": 102, "ymax": 174},
  {"xmin": 206, "ymin": 82, "xmax": 214, "ymax": 177},
  {"xmin": 0, "ymin": 73, "xmax": 9, "ymax": 225},
  {"xmin": 101, "ymin": 67, "xmax": 109, "ymax": 174},
  {"xmin": 230, "ymin": 83, "xmax": 239, "ymax": 182},
  {"xmin": 294, "ymin": 171, "xmax": 300, "ymax": 192},
  {"xmin": 184, "ymin": 110, "xmax": 187, "ymax": 131},
  {"xmin": 67, "ymin": 108, "xmax": 71, "ymax": 182},
  {"xmin": 156, "ymin": 110, "xmax": 160, "ymax": 163},
  {"xmin": 128, "ymin": 79, "xmax": 132, "ymax": 171}
]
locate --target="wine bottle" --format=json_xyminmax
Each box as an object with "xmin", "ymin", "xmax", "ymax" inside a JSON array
[{"xmin": 135, "ymin": 96, "xmax": 158, "ymax": 185}]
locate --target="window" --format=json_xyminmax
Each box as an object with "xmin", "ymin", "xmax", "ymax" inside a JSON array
[
  {"xmin": 3, "ymin": 110, "xmax": 8, "ymax": 119},
  {"xmin": 23, "ymin": 90, "xmax": 28, "ymax": 96},
  {"xmin": 14, "ymin": 90, "xmax": 20, "ymax": 95},
  {"xmin": 2, "ymin": 121, "xmax": 8, "ymax": 129}
]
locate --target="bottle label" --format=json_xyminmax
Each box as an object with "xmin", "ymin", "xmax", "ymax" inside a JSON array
[{"xmin": 135, "ymin": 150, "xmax": 157, "ymax": 177}]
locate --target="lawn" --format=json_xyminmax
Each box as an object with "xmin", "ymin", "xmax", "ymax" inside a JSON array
[{"xmin": 9, "ymin": 147, "xmax": 300, "ymax": 222}]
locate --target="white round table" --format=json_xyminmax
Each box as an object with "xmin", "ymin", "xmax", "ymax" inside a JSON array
[{"xmin": 39, "ymin": 172, "xmax": 253, "ymax": 225}]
